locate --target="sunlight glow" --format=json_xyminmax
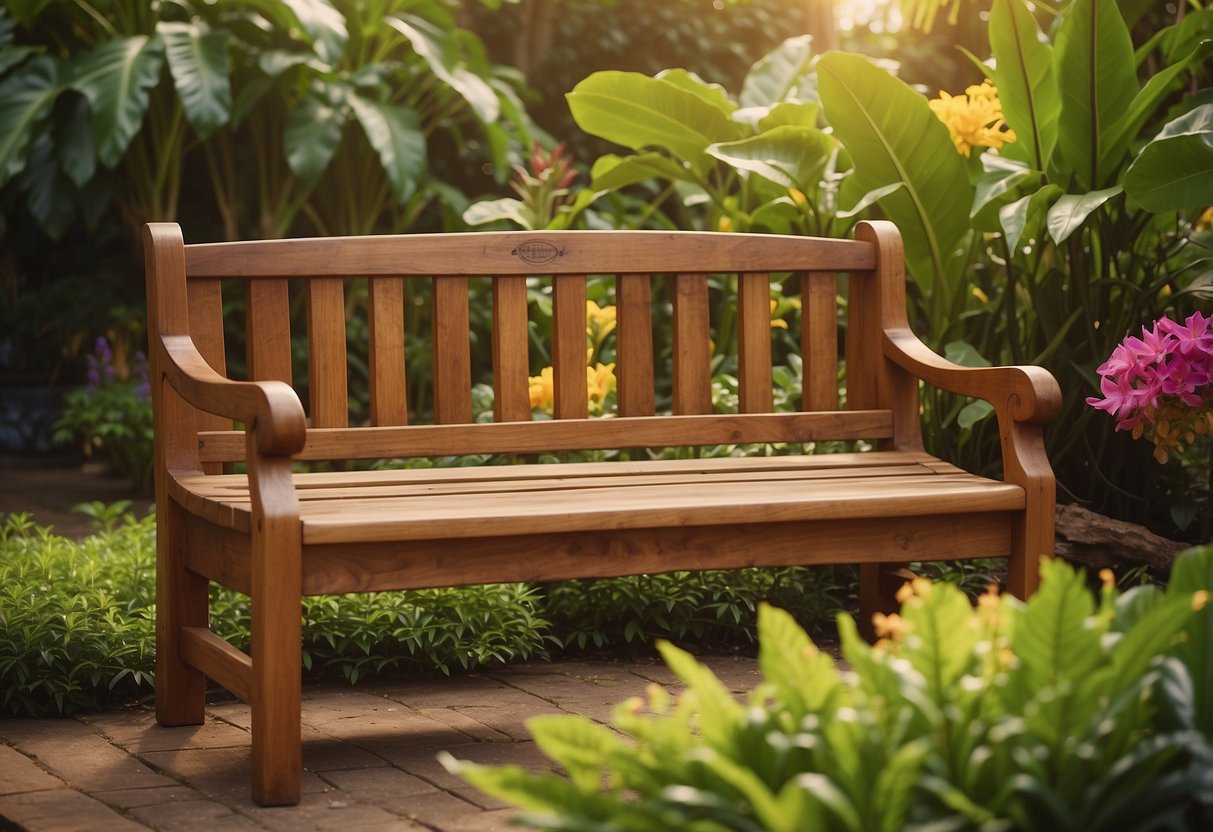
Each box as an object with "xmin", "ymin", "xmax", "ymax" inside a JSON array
[{"xmin": 834, "ymin": 0, "xmax": 903, "ymax": 34}]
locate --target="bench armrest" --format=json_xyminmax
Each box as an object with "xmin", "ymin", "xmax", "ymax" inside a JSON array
[
  {"xmin": 158, "ymin": 334, "xmax": 306, "ymax": 457},
  {"xmin": 883, "ymin": 328, "xmax": 1061, "ymax": 425}
]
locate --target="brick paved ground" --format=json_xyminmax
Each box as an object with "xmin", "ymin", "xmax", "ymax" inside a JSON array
[{"xmin": 0, "ymin": 655, "xmax": 760, "ymax": 831}]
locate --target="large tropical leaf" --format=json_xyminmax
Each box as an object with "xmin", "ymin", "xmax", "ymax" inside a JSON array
[
  {"xmin": 989, "ymin": 0, "xmax": 1059, "ymax": 173},
  {"xmin": 0, "ymin": 56, "xmax": 60, "ymax": 188},
  {"xmin": 1010, "ymin": 557, "xmax": 1104, "ymax": 692},
  {"xmin": 158, "ymin": 22, "xmax": 231, "ymax": 139},
  {"xmin": 589, "ymin": 152, "xmax": 695, "ymax": 190},
  {"xmin": 280, "ymin": 0, "xmax": 347, "ymax": 65},
  {"xmin": 1104, "ymin": 42, "xmax": 1213, "ymax": 183},
  {"xmin": 656, "ymin": 68, "xmax": 735, "ymax": 117},
  {"xmin": 69, "ymin": 35, "xmax": 164, "ymax": 169},
  {"xmin": 817, "ymin": 51, "xmax": 971, "ymax": 293},
  {"xmin": 706, "ymin": 125, "xmax": 836, "ymax": 193},
  {"xmin": 999, "ymin": 183, "xmax": 1063, "ymax": 252},
  {"xmin": 567, "ymin": 71, "xmax": 747, "ymax": 177},
  {"xmin": 387, "ymin": 14, "xmax": 499, "ymax": 125},
  {"xmin": 1167, "ymin": 545, "xmax": 1213, "ymax": 738},
  {"xmin": 740, "ymin": 34, "xmax": 815, "ymax": 109},
  {"xmin": 17, "ymin": 132, "xmax": 74, "ymax": 238},
  {"xmin": 283, "ymin": 91, "xmax": 346, "ymax": 188},
  {"xmin": 348, "ymin": 94, "xmax": 425, "ymax": 202},
  {"xmin": 52, "ymin": 93, "xmax": 95, "ymax": 187},
  {"xmin": 1053, "ymin": 0, "xmax": 1137, "ymax": 188},
  {"xmin": 1124, "ymin": 104, "xmax": 1213, "ymax": 212},
  {"xmin": 971, "ymin": 156, "xmax": 1042, "ymax": 231}
]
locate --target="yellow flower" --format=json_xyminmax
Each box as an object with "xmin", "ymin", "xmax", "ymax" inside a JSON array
[
  {"xmin": 769, "ymin": 298, "xmax": 788, "ymax": 330},
  {"xmin": 788, "ymin": 187, "xmax": 808, "ymax": 206},
  {"xmin": 928, "ymin": 80, "xmax": 1016, "ymax": 158},
  {"xmin": 528, "ymin": 366, "xmax": 555, "ymax": 413},
  {"xmin": 586, "ymin": 302, "xmax": 617, "ymax": 361},
  {"xmin": 587, "ymin": 362, "xmax": 616, "ymax": 411},
  {"xmin": 873, "ymin": 611, "xmax": 909, "ymax": 641},
  {"xmin": 971, "ymin": 286, "xmax": 989, "ymax": 304},
  {"xmin": 717, "ymin": 215, "xmax": 734, "ymax": 233},
  {"xmin": 1194, "ymin": 206, "xmax": 1213, "ymax": 230}
]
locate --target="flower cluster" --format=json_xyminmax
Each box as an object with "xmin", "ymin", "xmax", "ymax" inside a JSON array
[
  {"xmin": 528, "ymin": 301, "xmax": 618, "ymax": 415},
  {"xmin": 928, "ymin": 80, "xmax": 1016, "ymax": 158},
  {"xmin": 1087, "ymin": 312, "xmax": 1213, "ymax": 463}
]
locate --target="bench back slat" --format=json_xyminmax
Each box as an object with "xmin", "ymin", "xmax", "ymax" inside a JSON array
[
  {"xmin": 187, "ymin": 278, "xmax": 231, "ymax": 473},
  {"xmin": 492, "ymin": 275, "xmax": 532, "ymax": 423},
  {"xmin": 737, "ymin": 272, "xmax": 774, "ymax": 414},
  {"xmin": 552, "ymin": 274, "xmax": 589, "ymax": 420},
  {"xmin": 367, "ymin": 277, "xmax": 408, "ymax": 426},
  {"xmin": 163, "ymin": 230, "xmax": 896, "ymax": 465},
  {"xmin": 672, "ymin": 273, "xmax": 712, "ymax": 416},
  {"xmin": 432, "ymin": 275, "xmax": 473, "ymax": 424},
  {"xmin": 801, "ymin": 272, "xmax": 839, "ymax": 411},
  {"xmin": 615, "ymin": 274, "xmax": 654, "ymax": 417},
  {"xmin": 197, "ymin": 410, "xmax": 895, "ymax": 462},
  {"xmin": 245, "ymin": 280, "xmax": 293, "ymax": 385},
  {"xmin": 306, "ymin": 278, "xmax": 349, "ymax": 428}
]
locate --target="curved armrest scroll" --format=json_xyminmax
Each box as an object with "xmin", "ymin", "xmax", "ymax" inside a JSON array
[
  {"xmin": 884, "ymin": 328, "xmax": 1061, "ymax": 424},
  {"xmin": 159, "ymin": 334, "xmax": 307, "ymax": 456}
]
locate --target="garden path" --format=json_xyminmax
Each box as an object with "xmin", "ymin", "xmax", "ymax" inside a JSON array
[{"xmin": 0, "ymin": 458, "xmax": 762, "ymax": 830}]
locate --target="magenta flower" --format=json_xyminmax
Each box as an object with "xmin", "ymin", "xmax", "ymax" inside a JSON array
[{"xmin": 1088, "ymin": 312, "xmax": 1213, "ymax": 462}]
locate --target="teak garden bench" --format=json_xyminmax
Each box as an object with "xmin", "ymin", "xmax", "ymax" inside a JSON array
[{"xmin": 144, "ymin": 220, "xmax": 1060, "ymax": 806}]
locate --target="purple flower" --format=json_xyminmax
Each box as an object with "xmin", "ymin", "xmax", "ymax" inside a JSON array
[{"xmin": 94, "ymin": 336, "xmax": 112, "ymax": 364}]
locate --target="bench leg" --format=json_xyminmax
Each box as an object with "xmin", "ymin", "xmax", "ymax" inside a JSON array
[
  {"xmin": 1005, "ymin": 508, "xmax": 1051, "ymax": 600},
  {"xmin": 156, "ymin": 498, "xmax": 207, "ymax": 726},
  {"xmin": 249, "ymin": 486, "xmax": 303, "ymax": 806},
  {"xmin": 857, "ymin": 563, "xmax": 916, "ymax": 641}
]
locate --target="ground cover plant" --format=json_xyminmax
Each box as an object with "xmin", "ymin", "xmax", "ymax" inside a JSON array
[
  {"xmin": 0, "ymin": 507, "xmax": 848, "ymax": 717},
  {"xmin": 449, "ymin": 545, "xmax": 1213, "ymax": 831}
]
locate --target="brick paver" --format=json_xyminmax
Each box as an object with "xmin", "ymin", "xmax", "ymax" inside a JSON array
[{"xmin": 0, "ymin": 655, "xmax": 758, "ymax": 830}]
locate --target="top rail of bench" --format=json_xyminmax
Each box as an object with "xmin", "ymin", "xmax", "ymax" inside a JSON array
[{"xmin": 182, "ymin": 230, "xmax": 876, "ymax": 278}]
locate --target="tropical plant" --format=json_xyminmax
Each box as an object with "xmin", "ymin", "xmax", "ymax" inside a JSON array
[
  {"xmin": 449, "ymin": 546, "xmax": 1213, "ymax": 831},
  {"xmin": 808, "ymin": 0, "xmax": 1213, "ymax": 532}
]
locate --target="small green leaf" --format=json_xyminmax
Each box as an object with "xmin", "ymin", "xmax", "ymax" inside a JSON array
[
  {"xmin": 462, "ymin": 197, "xmax": 528, "ymax": 228},
  {"xmin": 283, "ymin": 91, "xmax": 346, "ymax": 188},
  {"xmin": 740, "ymin": 34, "xmax": 815, "ymax": 108},
  {"xmin": 706, "ymin": 126, "xmax": 836, "ymax": 192},
  {"xmin": 1045, "ymin": 186, "xmax": 1121, "ymax": 244},
  {"xmin": 999, "ymin": 183, "xmax": 1062, "ymax": 252},
  {"xmin": 589, "ymin": 152, "xmax": 695, "ymax": 190},
  {"xmin": 957, "ymin": 400, "xmax": 995, "ymax": 429}
]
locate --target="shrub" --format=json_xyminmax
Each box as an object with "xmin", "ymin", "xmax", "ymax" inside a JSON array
[{"xmin": 449, "ymin": 547, "xmax": 1213, "ymax": 831}]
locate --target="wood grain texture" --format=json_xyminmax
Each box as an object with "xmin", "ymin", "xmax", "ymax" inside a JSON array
[
  {"xmin": 492, "ymin": 276, "xmax": 532, "ymax": 422},
  {"xmin": 615, "ymin": 274, "xmax": 654, "ymax": 416},
  {"xmin": 181, "ymin": 627, "xmax": 251, "ymax": 703},
  {"xmin": 553, "ymin": 274, "xmax": 588, "ymax": 419},
  {"xmin": 185, "ymin": 230, "xmax": 876, "ymax": 277},
  {"xmin": 246, "ymin": 279, "xmax": 293, "ymax": 384},
  {"xmin": 306, "ymin": 278, "xmax": 348, "ymax": 428},
  {"xmin": 368, "ymin": 277, "xmax": 408, "ymax": 425},
  {"xmin": 432, "ymin": 276, "xmax": 472, "ymax": 424},
  {"xmin": 737, "ymin": 273, "xmax": 773, "ymax": 413},
  {"xmin": 801, "ymin": 271, "xmax": 839, "ymax": 411},
  {"xmin": 672, "ymin": 274, "xmax": 712, "ymax": 415}
]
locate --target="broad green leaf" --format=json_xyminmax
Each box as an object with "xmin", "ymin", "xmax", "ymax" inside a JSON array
[
  {"xmin": 387, "ymin": 14, "xmax": 499, "ymax": 124},
  {"xmin": 757, "ymin": 101, "xmax": 820, "ymax": 131},
  {"xmin": 462, "ymin": 197, "xmax": 528, "ymax": 227},
  {"xmin": 1168, "ymin": 545, "xmax": 1213, "ymax": 738},
  {"xmin": 990, "ymin": 0, "xmax": 1059, "ymax": 173},
  {"xmin": 999, "ymin": 183, "xmax": 1062, "ymax": 252},
  {"xmin": 567, "ymin": 71, "xmax": 746, "ymax": 176},
  {"xmin": 835, "ymin": 181, "xmax": 903, "ymax": 220},
  {"xmin": 656, "ymin": 68, "xmax": 735, "ymax": 117},
  {"xmin": 0, "ymin": 56, "xmax": 60, "ymax": 188},
  {"xmin": 790, "ymin": 772, "xmax": 861, "ymax": 830},
  {"xmin": 901, "ymin": 579, "xmax": 978, "ymax": 699},
  {"xmin": 741, "ymin": 34, "xmax": 815, "ymax": 108},
  {"xmin": 158, "ymin": 22, "xmax": 231, "ymax": 139},
  {"xmin": 1100, "ymin": 40, "xmax": 1213, "ymax": 179},
  {"xmin": 875, "ymin": 740, "xmax": 929, "ymax": 832},
  {"xmin": 0, "ymin": 45, "xmax": 35, "ymax": 76},
  {"xmin": 945, "ymin": 340, "xmax": 991, "ymax": 367},
  {"xmin": 527, "ymin": 715, "xmax": 623, "ymax": 792},
  {"xmin": 1053, "ymin": 0, "xmax": 1138, "ymax": 188},
  {"xmin": 1011, "ymin": 557, "xmax": 1103, "ymax": 689},
  {"xmin": 443, "ymin": 755, "xmax": 594, "ymax": 811},
  {"xmin": 817, "ymin": 51, "xmax": 971, "ymax": 292},
  {"xmin": 1124, "ymin": 104, "xmax": 1213, "ymax": 212},
  {"xmin": 280, "ymin": 0, "xmax": 347, "ymax": 65},
  {"xmin": 69, "ymin": 35, "xmax": 164, "ymax": 168},
  {"xmin": 706, "ymin": 126, "xmax": 836, "ymax": 192},
  {"xmin": 284, "ymin": 91, "xmax": 345, "ymax": 188},
  {"xmin": 1045, "ymin": 186, "xmax": 1121, "ymax": 244},
  {"xmin": 18, "ymin": 132, "xmax": 74, "ymax": 238},
  {"xmin": 655, "ymin": 640, "xmax": 742, "ymax": 748},
  {"xmin": 52, "ymin": 93, "xmax": 94, "ymax": 187},
  {"xmin": 756, "ymin": 603, "xmax": 839, "ymax": 720},
  {"xmin": 348, "ymin": 95, "xmax": 424, "ymax": 202},
  {"xmin": 1108, "ymin": 593, "xmax": 1195, "ymax": 686},
  {"xmin": 590, "ymin": 152, "xmax": 695, "ymax": 190}
]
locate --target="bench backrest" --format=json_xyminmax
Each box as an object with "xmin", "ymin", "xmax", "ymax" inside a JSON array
[{"xmin": 145, "ymin": 223, "xmax": 920, "ymax": 468}]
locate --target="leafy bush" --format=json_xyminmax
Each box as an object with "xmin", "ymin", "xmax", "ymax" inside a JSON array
[
  {"xmin": 449, "ymin": 547, "xmax": 1213, "ymax": 831},
  {"xmin": 0, "ymin": 508, "xmax": 851, "ymax": 717}
]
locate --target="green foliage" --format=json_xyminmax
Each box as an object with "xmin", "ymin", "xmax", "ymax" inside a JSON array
[{"xmin": 449, "ymin": 547, "xmax": 1213, "ymax": 831}]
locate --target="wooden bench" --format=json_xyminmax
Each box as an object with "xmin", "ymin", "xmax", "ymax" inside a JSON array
[{"xmin": 144, "ymin": 220, "xmax": 1059, "ymax": 806}]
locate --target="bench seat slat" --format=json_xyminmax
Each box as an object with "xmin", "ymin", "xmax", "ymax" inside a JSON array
[{"xmin": 171, "ymin": 452, "xmax": 1022, "ymax": 544}]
